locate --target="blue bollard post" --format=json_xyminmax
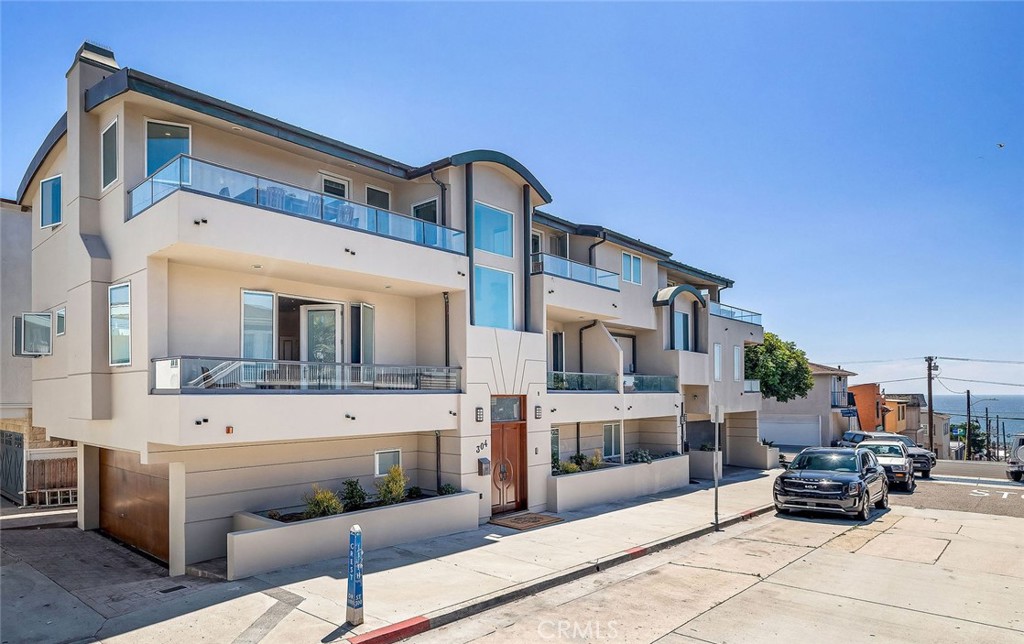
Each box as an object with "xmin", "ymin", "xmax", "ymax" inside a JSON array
[{"xmin": 346, "ymin": 524, "xmax": 364, "ymax": 626}]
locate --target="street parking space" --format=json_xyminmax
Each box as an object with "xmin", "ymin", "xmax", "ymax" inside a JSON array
[{"xmin": 890, "ymin": 477, "xmax": 1024, "ymax": 518}]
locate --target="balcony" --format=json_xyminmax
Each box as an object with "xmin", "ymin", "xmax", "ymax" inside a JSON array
[
  {"xmin": 531, "ymin": 253, "xmax": 619, "ymax": 291},
  {"xmin": 152, "ymin": 357, "xmax": 461, "ymax": 394},
  {"xmin": 547, "ymin": 371, "xmax": 618, "ymax": 392},
  {"xmin": 709, "ymin": 301, "xmax": 762, "ymax": 326},
  {"xmin": 128, "ymin": 155, "xmax": 466, "ymax": 254},
  {"xmin": 831, "ymin": 391, "xmax": 852, "ymax": 407},
  {"xmin": 624, "ymin": 374, "xmax": 678, "ymax": 393},
  {"xmin": 743, "ymin": 379, "xmax": 761, "ymax": 394}
]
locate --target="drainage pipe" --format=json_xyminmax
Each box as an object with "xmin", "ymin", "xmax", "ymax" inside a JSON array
[
  {"xmin": 579, "ymin": 320, "xmax": 598, "ymax": 372},
  {"xmin": 442, "ymin": 292, "xmax": 450, "ymax": 367},
  {"xmin": 430, "ymin": 170, "xmax": 448, "ymax": 226},
  {"xmin": 435, "ymin": 430, "xmax": 442, "ymax": 493},
  {"xmin": 588, "ymin": 232, "xmax": 608, "ymax": 265}
]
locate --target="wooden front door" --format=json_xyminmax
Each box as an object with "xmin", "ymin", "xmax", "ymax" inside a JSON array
[
  {"xmin": 491, "ymin": 422, "xmax": 526, "ymax": 515},
  {"xmin": 99, "ymin": 449, "xmax": 169, "ymax": 563}
]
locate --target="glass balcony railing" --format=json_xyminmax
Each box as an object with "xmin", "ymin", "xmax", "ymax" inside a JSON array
[
  {"xmin": 743, "ymin": 379, "xmax": 761, "ymax": 393},
  {"xmin": 128, "ymin": 155, "xmax": 466, "ymax": 254},
  {"xmin": 547, "ymin": 371, "xmax": 618, "ymax": 392},
  {"xmin": 710, "ymin": 301, "xmax": 763, "ymax": 325},
  {"xmin": 151, "ymin": 356, "xmax": 461, "ymax": 393},
  {"xmin": 531, "ymin": 253, "xmax": 619, "ymax": 291},
  {"xmin": 625, "ymin": 374, "xmax": 678, "ymax": 393}
]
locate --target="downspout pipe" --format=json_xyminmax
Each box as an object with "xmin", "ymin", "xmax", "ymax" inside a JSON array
[
  {"xmin": 430, "ymin": 169, "xmax": 447, "ymax": 226},
  {"xmin": 465, "ymin": 163, "xmax": 475, "ymax": 325},
  {"xmin": 576, "ymin": 422, "xmax": 582, "ymax": 457},
  {"xmin": 523, "ymin": 184, "xmax": 532, "ymax": 333},
  {"xmin": 435, "ymin": 430, "xmax": 442, "ymax": 493},
  {"xmin": 579, "ymin": 320, "xmax": 598, "ymax": 372},
  {"xmin": 588, "ymin": 232, "xmax": 608, "ymax": 265},
  {"xmin": 442, "ymin": 292, "xmax": 450, "ymax": 367}
]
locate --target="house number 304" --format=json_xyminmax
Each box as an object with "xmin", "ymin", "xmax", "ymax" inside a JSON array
[{"xmin": 475, "ymin": 440, "xmax": 488, "ymax": 454}]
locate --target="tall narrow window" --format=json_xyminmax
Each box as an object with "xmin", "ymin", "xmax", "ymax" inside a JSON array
[
  {"xmin": 733, "ymin": 345, "xmax": 742, "ymax": 382},
  {"xmin": 366, "ymin": 186, "xmax": 390, "ymax": 210},
  {"xmin": 55, "ymin": 308, "xmax": 66, "ymax": 336},
  {"xmin": 603, "ymin": 423, "xmax": 621, "ymax": 458},
  {"xmin": 241, "ymin": 291, "xmax": 275, "ymax": 359},
  {"xmin": 40, "ymin": 176, "xmax": 61, "ymax": 228},
  {"xmin": 101, "ymin": 119, "xmax": 118, "ymax": 189},
  {"xmin": 551, "ymin": 332, "xmax": 565, "ymax": 371},
  {"xmin": 621, "ymin": 252, "xmax": 642, "ymax": 285},
  {"xmin": 412, "ymin": 199, "xmax": 438, "ymax": 224},
  {"xmin": 350, "ymin": 303, "xmax": 375, "ymax": 364},
  {"xmin": 474, "ymin": 266, "xmax": 514, "ymax": 329},
  {"xmin": 551, "ymin": 428, "xmax": 560, "ymax": 465},
  {"xmin": 713, "ymin": 343, "xmax": 722, "ymax": 381},
  {"xmin": 473, "ymin": 202, "xmax": 513, "ymax": 257},
  {"xmin": 109, "ymin": 283, "xmax": 131, "ymax": 366},
  {"xmin": 672, "ymin": 311, "xmax": 689, "ymax": 350},
  {"xmin": 548, "ymin": 233, "xmax": 567, "ymax": 258},
  {"xmin": 531, "ymin": 231, "xmax": 542, "ymax": 256},
  {"xmin": 146, "ymin": 121, "xmax": 190, "ymax": 175}
]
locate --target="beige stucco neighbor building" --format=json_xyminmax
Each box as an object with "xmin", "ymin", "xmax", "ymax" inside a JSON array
[
  {"xmin": 10, "ymin": 43, "xmax": 772, "ymax": 575},
  {"xmin": 760, "ymin": 362, "xmax": 858, "ymax": 447}
]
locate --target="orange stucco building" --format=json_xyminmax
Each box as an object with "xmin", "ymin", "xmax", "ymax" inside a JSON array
[{"xmin": 850, "ymin": 383, "xmax": 885, "ymax": 431}]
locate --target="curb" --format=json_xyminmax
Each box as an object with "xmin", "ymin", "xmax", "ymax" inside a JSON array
[{"xmin": 346, "ymin": 503, "xmax": 775, "ymax": 644}]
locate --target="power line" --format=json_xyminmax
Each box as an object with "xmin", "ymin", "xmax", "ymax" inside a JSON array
[
  {"xmin": 936, "ymin": 356, "xmax": 1024, "ymax": 365},
  {"xmin": 872, "ymin": 377, "xmax": 927, "ymax": 384},
  {"xmin": 937, "ymin": 412, "xmax": 1024, "ymax": 421},
  {"xmin": 935, "ymin": 378, "xmax": 967, "ymax": 395},
  {"xmin": 821, "ymin": 357, "xmax": 923, "ymax": 364},
  {"xmin": 825, "ymin": 356, "xmax": 1024, "ymax": 366},
  {"xmin": 939, "ymin": 377, "xmax": 1024, "ymax": 388}
]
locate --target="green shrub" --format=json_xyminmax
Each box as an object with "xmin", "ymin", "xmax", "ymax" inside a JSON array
[
  {"xmin": 663, "ymin": 450, "xmax": 681, "ymax": 458},
  {"xmin": 585, "ymin": 450, "xmax": 604, "ymax": 471},
  {"xmin": 569, "ymin": 452, "xmax": 587, "ymax": 468},
  {"xmin": 438, "ymin": 483, "xmax": 459, "ymax": 496},
  {"xmin": 302, "ymin": 484, "xmax": 343, "ymax": 519},
  {"xmin": 408, "ymin": 486, "xmax": 423, "ymax": 499},
  {"xmin": 376, "ymin": 464, "xmax": 409, "ymax": 505},
  {"xmin": 558, "ymin": 460, "xmax": 581, "ymax": 475},
  {"xmin": 626, "ymin": 449, "xmax": 653, "ymax": 464},
  {"xmin": 340, "ymin": 479, "xmax": 367, "ymax": 511}
]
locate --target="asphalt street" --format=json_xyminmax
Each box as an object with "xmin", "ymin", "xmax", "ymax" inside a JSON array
[{"xmin": 890, "ymin": 476, "xmax": 1024, "ymax": 518}]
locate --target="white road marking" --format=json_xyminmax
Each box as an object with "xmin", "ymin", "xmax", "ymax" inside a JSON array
[{"xmin": 926, "ymin": 479, "xmax": 1024, "ymax": 491}]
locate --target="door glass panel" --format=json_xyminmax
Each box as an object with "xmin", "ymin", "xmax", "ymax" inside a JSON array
[
  {"xmin": 146, "ymin": 122, "xmax": 189, "ymax": 175},
  {"xmin": 552, "ymin": 332, "xmax": 564, "ymax": 371},
  {"xmin": 491, "ymin": 397, "xmax": 521, "ymax": 422},
  {"xmin": 306, "ymin": 309, "xmax": 337, "ymax": 362},
  {"xmin": 413, "ymin": 200, "xmax": 438, "ymax": 223},
  {"xmin": 242, "ymin": 292, "xmax": 274, "ymax": 359},
  {"xmin": 673, "ymin": 311, "xmax": 689, "ymax": 350},
  {"xmin": 361, "ymin": 304, "xmax": 375, "ymax": 365}
]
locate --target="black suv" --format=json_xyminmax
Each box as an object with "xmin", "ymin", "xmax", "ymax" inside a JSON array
[
  {"xmin": 837, "ymin": 430, "xmax": 873, "ymax": 447},
  {"xmin": 867, "ymin": 432, "xmax": 935, "ymax": 478},
  {"xmin": 774, "ymin": 447, "xmax": 889, "ymax": 521}
]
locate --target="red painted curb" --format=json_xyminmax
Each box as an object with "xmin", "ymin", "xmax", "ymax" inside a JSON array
[
  {"xmin": 625, "ymin": 546, "xmax": 648, "ymax": 558},
  {"xmin": 348, "ymin": 616, "xmax": 430, "ymax": 644}
]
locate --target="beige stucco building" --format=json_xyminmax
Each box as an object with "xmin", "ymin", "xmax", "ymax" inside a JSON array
[
  {"xmin": 9, "ymin": 43, "xmax": 772, "ymax": 576},
  {"xmin": 759, "ymin": 362, "xmax": 858, "ymax": 447}
]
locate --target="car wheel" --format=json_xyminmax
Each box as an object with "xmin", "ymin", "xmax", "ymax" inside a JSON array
[
  {"xmin": 922, "ymin": 469, "xmax": 931, "ymax": 479},
  {"xmin": 875, "ymin": 483, "xmax": 889, "ymax": 510},
  {"xmin": 856, "ymin": 494, "xmax": 870, "ymax": 521},
  {"xmin": 1010, "ymin": 472, "xmax": 1023, "ymax": 482}
]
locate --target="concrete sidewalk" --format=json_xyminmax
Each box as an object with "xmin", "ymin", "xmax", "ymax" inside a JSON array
[{"xmin": 1, "ymin": 469, "xmax": 777, "ymax": 644}]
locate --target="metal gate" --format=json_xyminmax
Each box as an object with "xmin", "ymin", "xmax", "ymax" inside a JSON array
[{"xmin": 1, "ymin": 430, "xmax": 25, "ymax": 505}]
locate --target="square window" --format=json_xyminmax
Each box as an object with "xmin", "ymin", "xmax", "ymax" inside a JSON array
[
  {"xmin": 21, "ymin": 313, "xmax": 53, "ymax": 356},
  {"xmin": 146, "ymin": 121, "xmax": 190, "ymax": 176},
  {"xmin": 55, "ymin": 308, "xmax": 66, "ymax": 336},
  {"xmin": 40, "ymin": 176, "xmax": 61, "ymax": 228},
  {"xmin": 621, "ymin": 252, "xmax": 642, "ymax": 285},
  {"xmin": 366, "ymin": 186, "xmax": 390, "ymax": 210},
  {"xmin": 474, "ymin": 266, "xmax": 514, "ymax": 329},
  {"xmin": 603, "ymin": 423, "xmax": 621, "ymax": 458},
  {"xmin": 412, "ymin": 199, "xmax": 438, "ymax": 224},
  {"xmin": 375, "ymin": 449, "xmax": 401, "ymax": 477},
  {"xmin": 474, "ymin": 202, "xmax": 513, "ymax": 257}
]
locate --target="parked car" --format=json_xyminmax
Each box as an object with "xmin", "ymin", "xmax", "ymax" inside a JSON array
[
  {"xmin": 773, "ymin": 447, "xmax": 889, "ymax": 521},
  {"xmin": 1007, "ymin": 434, "xmax": 1024, "ymax": 482},
  {"xmin": 860, "ymin": 440, "xmax": 915, "ymax": 491},
  {"xmin": 836, "ymin": 430, "xmax": 873, "ymax": 447},
  {"xmin": 868, "ymin": 432, "xmax": 935, "ymax": 478}
]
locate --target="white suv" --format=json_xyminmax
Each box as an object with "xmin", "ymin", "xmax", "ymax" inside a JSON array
[{"xmin": 1007, "ymin": 434, "xmax": 1024, "ymax": 482}]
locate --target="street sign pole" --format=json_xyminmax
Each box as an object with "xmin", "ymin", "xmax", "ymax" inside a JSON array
[{"xmin": 346, "ymin": 525, "xmax": 364, "ymax": 626}]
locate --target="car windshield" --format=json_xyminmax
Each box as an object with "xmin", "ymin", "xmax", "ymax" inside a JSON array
[
  {"xmin": 790, "ymin": 453, "xmax": 858, "ymax": 472},
  {"xmin": 863, "ymin": 444, "xmax": 903, "ymax": 457}
]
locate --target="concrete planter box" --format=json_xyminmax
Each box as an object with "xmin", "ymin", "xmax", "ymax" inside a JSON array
[
  {"xmin": 547, "ymin": 455, "xmax": 689, "ymax": 513},
  {"xmin": 730, "ymin": 438, "xmax": 781, "ymax": 470},
  {"xmin": 688, "ymin": 450, "xmax": 722, "ymax": 480},
  {"xmin": 226, "ymin": 492, "xmax": 478, "ymax": 580}
]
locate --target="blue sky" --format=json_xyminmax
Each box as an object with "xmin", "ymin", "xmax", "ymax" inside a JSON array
[{"xmin": 2, "ymin": 2, "xmax": 1022, "ymax": 393}]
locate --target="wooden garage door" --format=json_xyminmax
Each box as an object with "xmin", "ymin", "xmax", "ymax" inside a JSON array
[{"xmin": 99, "ymin": 449, "xmax": 169, "ymax": 563}]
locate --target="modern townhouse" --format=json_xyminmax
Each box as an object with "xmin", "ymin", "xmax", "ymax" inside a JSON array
[
  {"xmin": 759, "ymin": 362, "xmax": 858, "ymax": 447},
  {"xmin": 10, "ymin": 43, "xmax": 771, "ymax": 577}
]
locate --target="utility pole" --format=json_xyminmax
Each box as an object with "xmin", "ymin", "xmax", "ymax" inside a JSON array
[
  {"xmin": 1003, "ymin": 422, "xmax": 1007, "ymax": 462},
  {"xmin": 985, "ymin": 408, "xmax": 991, "ymax": 460},
  {"xmin": 965, "ymin": 389, "xmax": 971, "ymax": 460},
  {"xmin": 925, "ymin": 357, "xmax": 936, "ymax": 454}
]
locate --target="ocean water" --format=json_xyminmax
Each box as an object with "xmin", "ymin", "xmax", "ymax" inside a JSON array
[{"xmin": 930, "ymin": 394, "xmax": 1024, "ymax": 440}]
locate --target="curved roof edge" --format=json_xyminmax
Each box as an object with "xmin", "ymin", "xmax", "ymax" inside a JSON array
[
  {"xmin": 410, "ymin": 149, "xmax": 552, "ymax": 204},
  {"xmin": 653, "ymin": 284, "xmax": 707, "ymax": 308},
  {"xmin": 16, "ymin": 113, "xmax": 68, "ymax": 203}
]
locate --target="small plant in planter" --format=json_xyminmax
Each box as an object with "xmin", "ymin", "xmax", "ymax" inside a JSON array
[
  {"xmin": 699, "ymin": 443, "xmax": 715, "ymax": 452},
  {"xmin": 558, "ymin": 460, "xmax": 581, "ymax": 475},
  {"xmin": 438, "ymin": 483, "xmax": 459, "ymax": 495},
  {"xmin": 663, "ymin": 450, "xmax": 681, "ymax": 458},
  {"xmin": 376, "ymin": 464, "xmax": 409, "ymax": 506},
  {"xmin": 584, "ymin": 450, "xmax": 603, "ymax": 471},
  {"xmin": 761, "ymin": 439, "xmax": 775, "ymax": 448},
  {"xmin": 266, "ymin": 509, "xmax": 282, "ymax": 521},
  {"xmin": 407, "ymin": 486, "xmax": 423, "ymax": 499},
  {"xmin": 302, "ymin": 484, "xmax": 344, "ymax": 519},
  {"xmin": 626, "ymin": 449, "xmax": 654, "ymax": 464},
  {"xmin": 340, "ymin": 479, "xmax": 368, "ymax": 511},
  {"xmin": 569, "ymin": 452, "xmax": 588, "ymax": 469}
]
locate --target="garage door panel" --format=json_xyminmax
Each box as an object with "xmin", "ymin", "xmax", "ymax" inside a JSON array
[
  {"xmin": 760, "ymin": 417, "xmax": 821, "ymax": 446},
  {"xmin": 98, "ymin": 449, "xmax": 169, "ymax": 563}
]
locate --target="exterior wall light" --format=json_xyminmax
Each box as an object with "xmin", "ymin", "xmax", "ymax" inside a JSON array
[
  {"xmin": 534, "ymin": 405, "xmax": 542, "ymax": 419},
  {"xmin": 475, "ymin": 407, "xmax": 484, "ymax": 422}
]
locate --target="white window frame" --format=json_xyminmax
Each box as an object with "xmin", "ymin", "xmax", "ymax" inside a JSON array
[
  {"xmin": 144, "ymin": 118, "xmax": 192, "ymax": 177},
  {"xmin": 473, "ymin": 265, "xmax": 515, "ymax": 330},
  {"xmin": 365, "ymin": 184, "xmax": 392, "ymax": 211},
  {"xmin": 374, "ymin": 449, "xmax": 402, "ymax": 477},
  {"xmin": 713, "ymin": 343, "xmax": 722, "ymax": 382},
  {"xmin": 603, "ymin": 422, "xmax": 621, "ymax": 459},
  {"xmin": 531, "ymin": 229, "xmax": 543, "ymax": 256},
  {"xmin": 108, "ymin": 283, "xmax": 131, "ymax": 367},
  {"xmin": 320, "ymin": 172, "xmax": 352, "ymax": 199},
  {"xmin": 55, "ymin": 308, "xmax": 66, "ymax": 336},
  {"xmin": 733, "ymin": 345, "xmax": 742, "ymax": 382},
  {"xmin": 240, "ymin": 290, "xmax": 278, "ymax": 360},
  {"xmin": 411, "ymin": 197, "xmax": 439, "ymax": 223},
  {"xmin": 622, "ymin": 252, "xmax": 642, "ymax": 285},
  {"xmin": 18, "ymin": 312, "xmax": 53, "ymax": 356},
  {"xmin": 473, "ymin": 200, "xmax": 515, "ymax": 258},
  {"xmin": 39, "ymin": 174, "xmax": 62, "ymax": 229},
  {"xmin": 101, "ymin": 117, "xmax": 119, "ymax": 191}
]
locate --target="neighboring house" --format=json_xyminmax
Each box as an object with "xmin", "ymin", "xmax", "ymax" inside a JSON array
[
  {"xmin": 1, "ymin": 199, "xmax": 77, "ymax": 506},
  {"xmin": 10, "ymin": 43, "xmax": 771, "ymax": 576},
  {"xmin": 883, "ymin": 397, "xmax": 908, "ymax": 434},
  {"xmin": 760, "ymin": 362, "xmax": 858, "ymax": 447},
  {"xmin": 885, "ymin": 393, "xmax": 926, "ymax": 445},
  {"xmin": 919, "ymin": 409, "xmax": 951, "ymax": 459},
  {"xmin": 850, "ymin": 383, "xmax": 886, "ymax": 431}
]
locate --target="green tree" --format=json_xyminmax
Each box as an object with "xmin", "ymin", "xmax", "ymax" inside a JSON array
[
  {"xmin": 951, "ymin": 421, "xmax": 985, "ymax": 457},
  {"xmin": 744, "ymin": 332, "xmax": 814, "ymax": 403}
]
